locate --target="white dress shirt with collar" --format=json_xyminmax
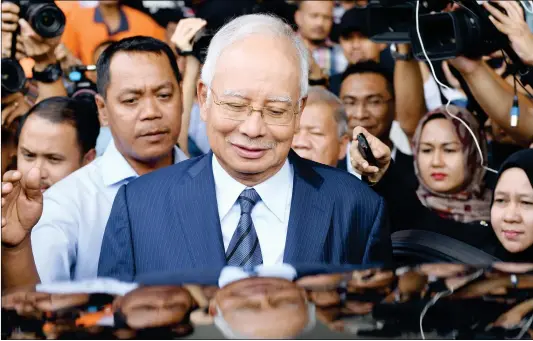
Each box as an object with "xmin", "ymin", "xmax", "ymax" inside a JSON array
[
  {"xmin": 31, "ymin": 142, "xmax": 188, "ymax": 283},
  {"xmin": 212, "ymin": 155, "xmax": 294, "ymax": 266}
]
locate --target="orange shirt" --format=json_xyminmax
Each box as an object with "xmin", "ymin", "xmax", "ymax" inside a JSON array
[{"xmin": 61, "ymin": 5, "xmax": 165, "ymax": 65}]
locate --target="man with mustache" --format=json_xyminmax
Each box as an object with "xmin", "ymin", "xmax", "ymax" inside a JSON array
[
  {"xmin": 295, "ymin": 1, "xmax": 347, "ymax": 77},
  {"xmin": 1, "ymin": 36, "xmax": 188, "ymax": 288},
  {"xmin": 16, "ymin": 97, "xmax": 100, "ymax": 193},
  {"xmin": 97, "ymin": 14, "xmax": 392, "ymax": 281}
]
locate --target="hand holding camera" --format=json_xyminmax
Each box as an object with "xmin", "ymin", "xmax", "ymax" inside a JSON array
[
  {"xmin": 171, "ymin": 18, "xmax": 207, "ymax": 54},
  {"xmin": 19, "ymin": 18, "xmax": 60, "ymax": 65},
  {"xmin": 350, "ymin": 126, "xmax": 392, "ymax": 184},
  {"xmin": 1, "ymin": 2, "xmax": 25, "ymax": 60},
  {"xmin": 483, "ymin": 1, "xmax": 533, "ymax": 67}
]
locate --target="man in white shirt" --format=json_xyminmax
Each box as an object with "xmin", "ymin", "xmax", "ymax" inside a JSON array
[
  {"xmin": 97, "ymin": 14, "xmax": 392, "ymax": 282},
  {"xmin": 1, "ymin": 36, "xmax": 187, "ymax": 288}
]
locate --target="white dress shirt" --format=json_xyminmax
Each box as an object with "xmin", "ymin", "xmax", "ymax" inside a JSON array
[
  {"xmin": 31, "ymin": 142, "xmax": 188, "ymax": 283},
  {"xmin": 212, "ymin": 155, "xmax": 293, "ymax": 266}
]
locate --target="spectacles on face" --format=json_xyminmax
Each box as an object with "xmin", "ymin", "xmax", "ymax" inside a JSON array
[
  {"xmin": 342, "ymin": 96, "xmax": 392, "ymax": 111},
  {"xmin": 209, "ymin": 87, "xmax": 298, "ymax": 126}
]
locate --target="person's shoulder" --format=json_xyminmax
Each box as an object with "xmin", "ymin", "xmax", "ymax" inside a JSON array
[
  {"xmin": 43, "ymin": 161, "xmax": 102, "ymax": 202},
  {"xmin": 295, "ymin": 156, "xmax": 382, "ymax": 202},
  {"xmin": 125, "ymin": 154, "xmax": 207, "ymax": 191}
]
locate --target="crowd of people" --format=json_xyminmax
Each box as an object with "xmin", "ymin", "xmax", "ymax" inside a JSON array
[{"xmin": 1, "ymin": 0, "xmax": 533, "ymax": 308}]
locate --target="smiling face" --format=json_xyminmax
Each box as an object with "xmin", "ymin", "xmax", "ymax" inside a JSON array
[
  {"xmin": 213, "ymin": 277, "xmax": 309, "ymax": 338},
  {"xmin": 198, "ymin": 34, "xmax": 303, "ymax": 185},
  {"xmin": 417, "ymin": 118, "xmax": 466, "ymax": 194},
  {"xmin": 491, "ymin": 168, "xmax": 533, "ymax": 253}
]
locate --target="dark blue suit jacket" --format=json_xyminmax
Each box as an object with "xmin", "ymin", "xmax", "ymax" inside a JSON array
[{"xmin": 98, "ymin": 150, "xmax": 392, "ymax": 282}]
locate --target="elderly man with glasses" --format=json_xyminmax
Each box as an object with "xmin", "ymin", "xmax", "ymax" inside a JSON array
[{"xmin": 98, "ymin": 14, "xmax": 392, "ymax": 282}]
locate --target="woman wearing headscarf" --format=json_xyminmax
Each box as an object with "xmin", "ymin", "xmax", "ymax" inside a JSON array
[
  {"xmin": 487, "ymin": 148, "xmax": 533, "ymax": 262},
  {"xmin": 350, "ymin": 105, "xmax": 495, "ymax": 248}
]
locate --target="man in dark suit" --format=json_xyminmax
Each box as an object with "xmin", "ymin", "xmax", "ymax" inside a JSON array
[{"xmin": 98, "ymin": 14, "xmax": 392, "ymax": 282}]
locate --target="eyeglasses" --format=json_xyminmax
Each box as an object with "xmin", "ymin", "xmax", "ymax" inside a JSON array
[
  {"xmin": 342, "ymin": 97, "xmax": 392, "ymax": 111},
  {"xmin": 209, "ymin": 87, "xmax": 298, "ymax": 126}
]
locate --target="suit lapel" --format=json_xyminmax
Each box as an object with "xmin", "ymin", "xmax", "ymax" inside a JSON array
[
  {"xmin": 284, "ymin": 150, "xmax": 333, "ymax": 263},
  {"xmin": 173, "ymin": 152, "xmax": 226, "ymax": 267}
]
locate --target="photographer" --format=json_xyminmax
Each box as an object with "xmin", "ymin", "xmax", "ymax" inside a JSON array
[
  {"xmin": 1, "ymin": 2, "xmax": 67, "ymax": 103},
  {"xmin": 446, "ymin": 1, "xmax": 533, "ymax": 147}
]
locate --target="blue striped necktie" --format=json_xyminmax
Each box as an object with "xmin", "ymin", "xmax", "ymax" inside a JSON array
[{"xmin": 225, "ymin": 188, "xmax": 263, "ymax": 269}]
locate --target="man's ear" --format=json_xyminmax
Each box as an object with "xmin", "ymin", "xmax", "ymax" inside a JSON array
[
  {"xmin": 294, "ymin": 96, "xmax": 308, "ymax": 131},
  {"xmin": 294, "ymin": 7, "xmax": 302, "ymax": 28},
  {"xmin": 95, "ymin": 94, "xmax": 109, "ymax": 127},
  {"xmin": 378, "ymin": 43, "xmax": 388, "ymax": 52},
  {"xmin": 338, "ymin": 134, "xmax": 350, "ymax": 160},
  {"xmin": 82, "ymin": 149, "xmax": 97, "ymax": 166},
  {"xmin": 197, "ymin": 81, "xmax": 209, "ymax": 122}
]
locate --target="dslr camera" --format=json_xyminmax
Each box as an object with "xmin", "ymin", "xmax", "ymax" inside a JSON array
[
  {"xmin": 1, "ymin": 0, "xmax": 66, "ymax": 97},
  {"xmin": 358, "ymin": 0, "xmax": 511, "ymax": 61},
  {"xmin": 66, "ymin": 65, "xmax": 97, "ymax": 98}
]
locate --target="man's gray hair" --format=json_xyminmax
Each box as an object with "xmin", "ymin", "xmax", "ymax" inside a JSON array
[
  {"xmin": 213, "ymin": 302, "xmax": 316, "ymax": 339},
  {"xmin": 200, "ymin": 14, "xmax": 310, "ymax": 100},
  {"xmin": 306, "ymin": 86, "xmax": 349, "ymax": 139}
]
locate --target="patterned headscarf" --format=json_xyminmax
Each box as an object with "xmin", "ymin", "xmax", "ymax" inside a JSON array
[{"xmin": 412, "ymin": 105, "xmax": 492, "ymax": 223}]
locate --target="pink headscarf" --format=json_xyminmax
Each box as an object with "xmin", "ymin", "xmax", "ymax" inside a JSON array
[{"xmin": 411, "ymin": 105, "xmax": 492, "ymax": 223}]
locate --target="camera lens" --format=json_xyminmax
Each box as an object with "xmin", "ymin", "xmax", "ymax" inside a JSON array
[
  {"xmin": 26, "ymin": 4, "xmax": 66, "ymax": 38},
  {"xmin": 1, "ymin": 59, "xmax": 26, "ymax": 97}
]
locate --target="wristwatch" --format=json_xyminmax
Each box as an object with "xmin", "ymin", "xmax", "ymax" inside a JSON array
[
  {"xmin": 32, "ymin": 62, "xmax": 63, "ymax": 83},
  {"xmin": 176, "ymin": 47, "xmax": 195, "ymax": 57},
  {"xmin": 390, "ymin": 44, "xmax": 414, "ymax": 61}
]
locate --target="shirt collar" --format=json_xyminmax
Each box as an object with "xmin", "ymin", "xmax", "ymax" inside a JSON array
[
  {"xmin": 218, "ymin": 264, "xmax": 297, "ymax": 288},
  {"xmin": 94, "ymin": 6, "xmax": 129, "ymax": 35},
  {"xmin": 100, "ymin": 142, "xmax": 187, "ymax": 187},
  {"xmin": 212, "ymin": 154, "xmax": 293, "ymax": 223}
]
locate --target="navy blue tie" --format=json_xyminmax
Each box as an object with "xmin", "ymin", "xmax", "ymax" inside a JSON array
[{"xmin": 225, "ymin": 188, "xmax": 263, "ymax": 269}]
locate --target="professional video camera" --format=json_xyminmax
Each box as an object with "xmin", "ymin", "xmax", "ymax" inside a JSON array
[
  {"xmin": 1, "ymin": 0, "xmax": 66, "ymax": 97},
  {"xmin": 361, "ymin": 0, "xmax": 510, "ymax": 60},
  {"xmin": 66, "ymin": 65, "xmax": 97, "ymax": 98}
]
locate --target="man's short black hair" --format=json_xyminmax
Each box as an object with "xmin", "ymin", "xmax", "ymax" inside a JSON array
[
  {"xmin": 341, "ymin": 61, "xmax": 395, "ymax": 98},
  {"xmin": 18, "ymin": 96, "xmax": 100, "ymax": 155},
  {"xmin": 96, "ymin": 36, "xmax": 182, "ymax": 98}
]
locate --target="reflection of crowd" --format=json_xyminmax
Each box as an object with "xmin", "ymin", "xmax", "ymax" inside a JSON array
[{"xmin": 2, "ymin": 263, "xmax": 533, "ymax": 339}]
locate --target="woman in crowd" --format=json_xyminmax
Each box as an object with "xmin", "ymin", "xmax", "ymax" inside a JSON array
[
  {"xmin": 487, "ymin": 148, "xmax": 533, "ymax": 262},
  {"xmin": 361, "ymin": 105, "xmax": 495, "ymax": 248},
  {"xmin": 352, "ymin": 107, "xmax": 533, "ymax": 261}
]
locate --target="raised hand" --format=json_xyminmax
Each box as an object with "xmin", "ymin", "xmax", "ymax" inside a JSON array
[
  {"xmin": 1, "ymin": 168, "xmax": 43, "ymax": 248},
  {"xmin": 484, "ymin": 1, "xmax": 533, "ymax": 66},
  {"xmin": 171, "ymin": 18, "xmax": 207, "ymax": 53},
  {"xmin": 350, "ymin": 126, "xmax": 392, "ymax": 183}
]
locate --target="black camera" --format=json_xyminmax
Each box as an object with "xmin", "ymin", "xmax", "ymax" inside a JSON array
[
  {"xmin": 1, "ymin": 1, "xmax": 66, "ymax": 98},
  {"xmin": 7, "ymin": 0, "xmax": 66, "ymax": 38},
  {"xmin": 1, "ymin": 58, "xmax": 27, "ymax": 98},
  {"xmin": 359, "ymin": 0, "xmax": 510, "ymax": 61},
  {"xmin": 66, "ymin": 65, "xmax": 97, "ymax": 97}
]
